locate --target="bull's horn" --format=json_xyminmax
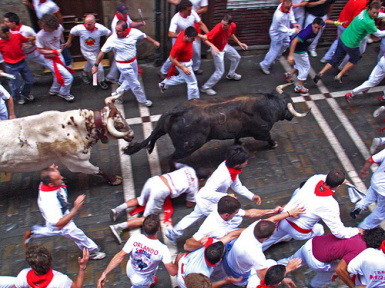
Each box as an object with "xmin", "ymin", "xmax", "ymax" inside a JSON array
[
  {"xmin": 107, "ymin": 117, "xmax": 130, "ymax": 138},
  {"xmin": 276, "ymin": 83, "xmax": 292, "ymax": 94},
  {"xmin": 105, "ymin": 91, "xmax": 125, "ymax": 105},
  {"xmin": 287, "ymin": 103, "xmax": 310, "ymax": 118}
]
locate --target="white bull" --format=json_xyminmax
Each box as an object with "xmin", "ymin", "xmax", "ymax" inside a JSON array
[{"xmin": 0, "ymin": 98, "xmax": 133, "ymax": 185}]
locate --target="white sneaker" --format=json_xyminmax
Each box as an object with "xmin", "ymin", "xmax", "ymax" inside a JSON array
[
  {"xmin": 259, "ymin": 63, "xmax": 270, "ymax": 75},
  {"xmin": 17, "ymin": 98, "xmax": 25, "ymax": 105},
  {"xmin": 110, "ymin": 209, "xmax": 118, "ymax": 222},
  {"xmin": 22, "ymin": 94, "xmax": 34, "ymax": 101},
  {"xmin": 165, "ymin": 227, "xmax": 178, "ymax": 243},
  {"xmin": 89, "ymin": 251, "xmax": 106, "ymax": 260},
  {"xmin": 320, "ymin": 58, "xmax": 328, "ymax": 63},
  {"xmin": 200, "ymin": 88, "xmax": 217, "ymax": 95},
  {"xmin": 58, "ymin": 94, "xmax": 75, "ymax": 102},
  {"xmin": 110, "ymin": 225, "xmax": 122, "ymax": 244},
  {"xmin": 141, "ymin": 100, "xmax": 152, "ymax": 107},
  {"xmin": 159, "ymin": 83, "xmax": 166, "ymax": 94},
  {"xmin": 370, "ymin": 138, "xmax": 382, "ymax": 154},
  {"xmin": 48, "ymin": 90, "xmax": 58, "ymax": 96},
  {"xmin": 373, "ymin": 106, "xmax": 385, "ymax": 118},
  {"xmin": 226, "ymin": 73, "xmax": 242, "ymax": 81},
  {"xmin": 309, "ymin": 50, "xmax": 317, "ymax": 57}
]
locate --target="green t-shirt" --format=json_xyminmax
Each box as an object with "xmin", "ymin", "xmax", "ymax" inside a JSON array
[{"xmin": 341, "ymin": 10, "xmax": 378, "ymax": 48}]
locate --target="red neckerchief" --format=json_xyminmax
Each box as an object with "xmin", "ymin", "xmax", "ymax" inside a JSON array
[
  {"xmin": 11, "ymin": 24, "xmax": 22, "ymax": 32},
  {"xmin": 280, "ymin": 5, "xmax": 290, "ymax": 13},
  {"xmin": 380, "ymin": 240, "xmax": 385, "ymax": 253},
  {"xmin": 227, "ymin": 166, "xmax": 242, "ymax": 181},
  {"xmin": 314, "ymin": 180, "xmax": 334, "ymax": 197},
  {"xmin": 26, "ymin": 268, "xmax": 54, "ymax": 288},
  {"xmin": 204, "ymin": 238, "xmax": 216, "ymax": 267},
  {"xmin": 115, "ymin": 12, "xmax": 127, "ymax": 21},
  {"xmin": 83, "ymin": 23, "xmax": 97, "ymax": 32},
  {"xmin": 118, "ymin": 28, "xmax": 131, "ymax": 38},
  {"xmin": 39, "ymin": 0, "xmax": 47, "ymax": 4},
  {"xmin": 257, "ymin": 280, "xmax": 276, "ymax": 288},
  {"xmin": 39, "ymin": 182, "xmax": 67, "ymax": 192}
]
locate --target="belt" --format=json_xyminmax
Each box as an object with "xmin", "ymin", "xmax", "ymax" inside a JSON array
[
  {"xmin": 116, "ymin": 57, "xmax": 137, "ymax": 64},
  {"xmin": 286, "ymin": 219, "xmax": 312, "ymax": 234}
]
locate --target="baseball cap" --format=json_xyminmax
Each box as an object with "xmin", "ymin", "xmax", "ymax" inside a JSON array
[{"xmin": 116, "ymin": 3, "xmax": 129, "ymax": 14}]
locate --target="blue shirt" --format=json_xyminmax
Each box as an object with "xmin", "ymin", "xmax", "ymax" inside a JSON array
[{"xmin": 294, "ymin": 23, "xmax": 322, "ymax": 53}]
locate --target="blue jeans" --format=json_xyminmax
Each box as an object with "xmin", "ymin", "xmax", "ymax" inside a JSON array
[{"xmin": 5, "ymin": 59, "xmax": 34, "ymax": 101}]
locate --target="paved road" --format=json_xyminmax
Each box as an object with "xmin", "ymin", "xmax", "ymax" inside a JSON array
[{"xmin": 1, "ymin": 44, "xmax": 384, "ymax": 287}]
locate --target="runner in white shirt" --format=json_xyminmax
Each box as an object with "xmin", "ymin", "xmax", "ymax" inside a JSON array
[
  {"xmin": 0, "ymin": 82, "xmax": 15, "ymax": 120},
  {"xmin": 160, "ymin": 0, "xmax": 209, "ymax": 76},
  {"xmin": 22, "ymin": 0, "xmax": 62, "ymax": 22},
  {"xmin": 36, "ymin": 14, "xmax": 75, "ymax": 102},
  {"xmin": 4, "ymin": 12, "xmax": 49, "ymax": 69},
  {"xmin": 93, "ymin": 21, "xmax": 159, "ymax": 107},
  {"xmin": 64, "ymin": 14, "xmax": 111, "ymax": 89},
  {"xmin": 347, "ymin": 228, "xmax": 385, "ymax": 288},
  {"xmin": 167, "ymin": 0, "xmax": 208, "ymax": 15},
  {"xmin": 97, "ymin": 215, "xmax": 177, "ymax": 288}
]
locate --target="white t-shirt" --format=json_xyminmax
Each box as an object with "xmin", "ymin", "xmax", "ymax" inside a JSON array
[
  {"xmin": 101, "ymin": 28, "xmax": 146, "ymax": 61},
  {"xmin": 32, "ymin": 0, "xmax": 60, "ymax": 19},
  {"xmin": 70, "ymin": 23, "xmax": 111, "ymax": 53},
  {"xmin": 348, "ymin": 248, "xmax": 385, "ymax": 288},
  {"xmin": 9, "ymin": 25, "xmax": 37, "ymax": 54},
  {"xmin": 163, "ymin": 163, "xmax": 198, "ymax": 201},
  {"xmin": 225, "ymin": 220, "xmax": 268, "ymax": 274},
  {"xmin": 14, "ymin": 268, "xmax": 72, "ymax": 288},
  {"xmin": 190, "ymin": 0, "xmax": 208, "ymax": 12},
  {"xmin": 192, "ymin": 208, "xmax": 245, "ymax": 240},
  {"xmin": 38, "ymin": 185, "xmax": 69, "ymax": 226},
  {"xmin": 123, "ymin": 234, "xmax": 172, "ymax": 277},
  {"xmin": 36, "ymin": 25, "xmax": 64, "ymax": 57},
  {"xmin": 370, "ymin": 149, "xmax": 385, "ymax": 196},
  {"xmin": 169, "ymin": 10, "xmax": 201, "ymax": 34}
]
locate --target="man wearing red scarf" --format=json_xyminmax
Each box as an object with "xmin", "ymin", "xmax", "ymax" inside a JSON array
[
  {"xmin": 262, "ymin": 169, "xmax": 362, "ymax": 252},
  {"xmin": 14, "ymin": 245, "xmax": 88, "ymax": 288},
  {"xmin": 23, "ymin": 165, "xmax": 106, "ymax": 260},
  {"xmin": 166, "ymin": 145, "xmax": 262, "ymax": 242}
]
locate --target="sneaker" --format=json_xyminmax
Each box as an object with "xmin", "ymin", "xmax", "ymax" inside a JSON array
[
  {"xmin": 165, "ymin": 227, "xmax": 178, "ymax": 243},
  {"xmin": 48, "ymin": 90, "xmax": 58, "ymax": 96},
  {"xmin": 294, "ymin": 85, "xmax": 309, "ymax": 96},
  {"xmin": 200, "ymin": 88, "xmax": 217, "ymax": 95},
  {"xmin": 110, "ymin": 225, "xmax": 122, "ymax": 244},
  {"xmin": 141, "ymin": 100, "xmax": 153, "ymax": 107},
  {"xmin": 373, "ymin": 106, "xmax": 385, "ymax": 118},
  {"xmin": 194, "ymin": 69, "xmax": 203, "ymax": 75},
  {"xmin": 158, "ymin": 82, "xmax": 166, "ymax": 94},
  {"xmin": 284, "ymin": 72, "xmax": 293, "ymax": 83},
  {"xmin": 89, "ymin": 251, "xmax": 106, "ymax": 260},
  {"xmin": 226, "ymin": 73, "xmax": 242, "ymax": 81},
  {"xmin": 320, "ymin": 58, "xmax": 328, "ymax": 63},
  {"xmin": 22, "ymin": 94, "xmax": 34, "ymax": 101},
  {"xmin": 99, "ymin": 81, "xmax": 109, "ymax": 90},
  {"xmin": 334, "ymin": 76, "xmax": 342, "ymax": 83},
  {"xmin": 17, "ymin": 98, "xmax": 25, "ymax": 105},
  {"xmin": 259, "ymin": 63, "xmax": 270, "ymax": 75},
  {"xmin": 350, "ymin": 208, "xmax": 361, "ymax": 219},
  {"xmin": 110, "ymin": 209, "xmax": 118, "ymax": 222},
  {"xmin": 370, "ymin": 138, "xmax": 381, "ymax": 154},
  {"xmin": 309, "ymin": 50, "xmax": 317, "ymax": 57},
  {"xmin": 58, "ymin": 94, "xmax": 75, "ymax": 102},
  {"xmin": 313, "ymin": 73, "xmax": 322, "ymax": 84},
  {"xmin": 80, "ymin": 72, "xmax": 90, "ymax": 84},
  {"xmin": 345, "ymin": 92, "xmax": 354, "ymax": 104},
  {"xmin": 378, "ymin": 95, "xmax": 385, "ymax": 102},
  {"xmin": 23, "ymin": 230, "xmax": 32, "ymax": 248}
]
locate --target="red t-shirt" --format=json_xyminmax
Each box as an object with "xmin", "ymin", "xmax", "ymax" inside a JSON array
[
  {"xmin": 312, "ymin": 234, "xmax": 367, "ymax": 264},
  {"xmin": 170, "ymin": 31, "xmax": 193, "ymax": 62},
  {"xmin": 338, "ymin": 0, "xmax": 369, "ymax": 28},
  {"xmin": 206, "ymin": 22, "xmax": 236, "ymax": 52},
  {"xmin": 0, "ymin": 33, "xmax": 28, "ymax": 64}
]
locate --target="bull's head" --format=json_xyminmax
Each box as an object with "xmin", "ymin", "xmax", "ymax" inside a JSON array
[
  {"xmin": 104, "ymin": 96, "xmax": 134, "ymax": 142},
  {"xmin": 276, "ymin": 83, "xmax": 310, "ymax": 119}
]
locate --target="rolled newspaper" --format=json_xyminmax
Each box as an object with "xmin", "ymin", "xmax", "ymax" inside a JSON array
[
  {"xmin": 0, "ymin": 72, "xmax": 16, "ymax": 79},
  {"xmin": 93, "ymin": 73, "xmax": 98, "ymax": 86}
]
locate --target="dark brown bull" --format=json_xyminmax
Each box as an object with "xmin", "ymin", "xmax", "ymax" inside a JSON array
[{"xmin": 123, "ymin": 84, "xmax": 309, "ymax": 167}]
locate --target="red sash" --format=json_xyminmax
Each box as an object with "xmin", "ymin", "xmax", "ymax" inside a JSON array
[
  {"xmin": 44, "ymin": 52, "xmax": 75, "ymax": 87},
  {"xmin": 26, "ymin": 268, "xmax": 54, "ymax": 288},
  {"xmin": 286, "ymin": 219, "xmax": 312, "ymax": 234},
  {"xmin": 116, "ymin": 57, "xmax": 137, "ymax": 64}
]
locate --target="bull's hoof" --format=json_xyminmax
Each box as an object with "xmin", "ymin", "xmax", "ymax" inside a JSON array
[{"xmin": 109, "ymin": 176, "xmax": 122, "ymax": 186}]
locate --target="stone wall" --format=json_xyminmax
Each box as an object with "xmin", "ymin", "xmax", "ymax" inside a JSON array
[{"xmin": 3, "ymin": 0, "xmax": 32, "ymax": 26}]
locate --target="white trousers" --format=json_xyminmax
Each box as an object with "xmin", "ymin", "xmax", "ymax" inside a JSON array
[
  {"xmin": 352, "ymin": 56, "xmax": 385, "ymax": 96},
  {"xmin": 106, "ymin": 59, "xmax": 119, "ymax": 81},
  {"xmin": 293, "ymin": 52, "xmax": 310, "ymax": 81},
  {"xmin": 304, "ymin": 14, "xmax": 327, "ymax": 53},
  {"xmin": 262, "ymin": 219, "xmax": 324, "ymax": 251},
  {"xmin": 173, "ymin": 203, "xmax": 207, "ymax": 237},
  {"xmin": 278, "ymin": 239, "xmax": 336, "ymax": 288},
  {"xmin": 31, "ymin": 221, "xmax": 99, "ymax": 253},
  {"xmin": 162, "ymin": 60, "xmax": 200, "ymax": 100},
  {"xmin": 0, "ymin": 276, "xmax": 16, "ymax": 288},
  {"xmin": 355, "ymin": 186, "xmax": 385, "ymax": 229},
  {"xmin": 45, "ymin": 55, "xmax": 73, "ymax": 96},
  {"xmin": 137, "ymin": 177, "xmax": 170, "ymax": 217},
  {"xmin": 116, "ymin": 60, "xmax": 148, "ymax": 103},
  {"xmin": 202, "ymin": 44, "xmax": 241, "ymax": 89},
  {"xmin": 26, "ymin": 50, "xmax": 50, "ymax": 69},
  {"xmin": 126, "ymin": 262, "xmax": 157, "ymax": 288},
  {"xmin": 82, "ymin": 50, "xmax": 105, "ymax": 82},
  {"xmin": 260, "ymin": 35, "xmax": 290, "ymax": 69}
]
